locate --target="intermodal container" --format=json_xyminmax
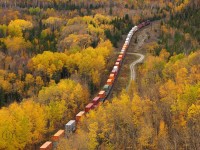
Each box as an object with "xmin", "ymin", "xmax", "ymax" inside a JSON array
[
  {"xmin": 115, "ymin": 62, "xmax": 120, "ymax": 67},
  {"xmin": 107, "ymin": 79, "xmax": 113, "ymax": 85},
  {"xmin": 52, "ymin": 130, "xmax": 65, "ymax": 142},
  {"xmin": 125, "ymin": 41, "xmax": 129, "ymax": 45},
  {"xmin": 109, "ymin": 74, "xmax": 115, "ymax": 80},
  {"xmin": 65, "ymin": 120, "xmax": 76, "ymax": 133},
  {"xmin": 111, "ymin": 69, "xmax": 118, "ymax": 76},
  {"xmin": 103, "ymin": 85, "xmax": 110, "ymax": 92},
  {"xmin": 123, "ymin": 45, "xmax": 128, "ymax": 49},
  {"xmin": 120, "ymin": 52, "xmax": 124, "ymax": 56},
  {"xmin": 118, "ymin": 55, "xmax": 123, "ymax": 59},
  {"xmin": 113, "ymin": 66, "xmax": 118, "ymax": 70},
  {"xmin": 85, "ymin": 103, "xmax": 94, "ymax": 113},
  {"xmin": 98, "ymin": 91, "xmax": 106, "ymax": 99},
  {"xmin": 92, "ymin": 96, "xmax": 100, "ymax": 105},
  {"xmin": 40, "ymin": 141, "xmax": 52, "ymax": 150},
  {"xmin": 76, "ymin": 111, "xmax": 85, "ymax": 122},
  {"xmin": 117, "ymin": 58, "xmax": 122, "ymax": 63}
]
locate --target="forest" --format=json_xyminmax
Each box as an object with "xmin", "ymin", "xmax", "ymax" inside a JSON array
[{"xmin": 0, "ymin": 0, "xmax": 199, "ymax": 150}]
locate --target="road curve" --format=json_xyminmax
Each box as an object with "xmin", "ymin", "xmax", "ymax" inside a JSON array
[
  {"xmin": 126, "ymin": 52, "xmax": 144, "ymax": 90},
  {"xmin": 127, "ymin": 53, "xmax": 145, "ymax": 80}
]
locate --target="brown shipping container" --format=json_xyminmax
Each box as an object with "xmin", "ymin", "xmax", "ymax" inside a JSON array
[
  {"xmin": 52, "ymin": 130, "xmax": 65, "ymax": 142},
  {"xmin": 85, "ymin": 103, "xmax": 94, "ymax": 113},
  {"xmin": 40, "ymin": 141, "xmax": 53, "ymax": 150},
  {"xmin": 109, "ymin": 74, "xmax": 115, "ymax": 80},
  {"xmin": 76, "ymin": 111, "xmax": 85, "ymax": 122},
  {"xmin": 98, "ymin": 91, "xmax": 106, "ymax": 98}
]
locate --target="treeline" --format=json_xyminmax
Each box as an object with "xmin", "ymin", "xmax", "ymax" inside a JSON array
[{"xmin": 0, "ymin": 0, "xmax": 169, "ymax": 9}]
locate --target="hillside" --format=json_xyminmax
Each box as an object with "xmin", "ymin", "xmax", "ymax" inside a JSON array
[{"xmin": 0, "ymin": 0, "xmax": 199, "ymax": 150}]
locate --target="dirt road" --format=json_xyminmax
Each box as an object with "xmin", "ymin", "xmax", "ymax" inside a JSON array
[{"xmin": 128, "ymin": 53, "xmax": 145, "ymax": 80}]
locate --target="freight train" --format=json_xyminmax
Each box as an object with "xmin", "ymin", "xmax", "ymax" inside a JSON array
[{"xmin": 40, "ymin": 20, "xmax": 151, "ymax": 150}]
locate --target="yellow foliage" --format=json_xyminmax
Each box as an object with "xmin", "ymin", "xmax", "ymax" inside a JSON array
[
  {"xmin": 88, "ymin": 122, "xmax": 98, "ymax": 149},
  {"xmin": 0, "ymin": 100, "xmax": 46, "ymax": 149}
]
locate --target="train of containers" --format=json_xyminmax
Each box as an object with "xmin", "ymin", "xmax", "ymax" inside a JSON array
[{"xmin": 40, "ymin": 20, "xmax": 150, "ymax": 150}]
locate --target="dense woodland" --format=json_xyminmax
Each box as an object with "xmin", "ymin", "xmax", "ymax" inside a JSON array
[{"xmin": 0, "ymin": 0, "xmax": 199, "ymax": 149}]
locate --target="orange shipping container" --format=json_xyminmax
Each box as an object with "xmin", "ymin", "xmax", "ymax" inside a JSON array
[
  {"xmin": 118, "ymin": 55, "xmax": 123, "ymax": 59},
  {"xmin": 40, "ymin": 141, "xmax": 53, "ymax": 150},
  {"xmin": 123, "ymin": 44, "xmax": 128, "ymax": 48},
  {"xmin": 107, "ymin": 79, "xmax": 113, "ymax": 85},
  {"xmin": 98, "ymin": 91, "xmax": 106, "ymax": 98},
  {"xmin": 76, "ymin": 111, "xmax": 85, "ymax": 122},
  {"xmin": 109, "ymin": 74, "xmax": 115, "ymax": 80},
  {"xmin": 52, "ymin": 130, "xmax": 65, "ymax": 142}
]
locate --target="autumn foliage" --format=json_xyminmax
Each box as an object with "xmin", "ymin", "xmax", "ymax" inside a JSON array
[{"xmin": 0, "ymin": 0, "xmax": 199, "ymax": 149}]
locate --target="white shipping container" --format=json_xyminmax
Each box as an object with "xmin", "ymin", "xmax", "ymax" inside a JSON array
[
  {"xmin": 125, "ymin": 41, "xmax": 129, "ymax": 44},
  {"xmin": 128, "ymin": 33, "xmax": 132, "ymax": 36},
  {"xmin": 114, "ymin": 66, "xmax": 118, "ymax": 70},
  {"xmin": 132, "ymin": 26, "xmax": 138, "ymax": 32},
  {"xmin": 65, "ymin": 120, "xmax": 76, "ymax": 133}
]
